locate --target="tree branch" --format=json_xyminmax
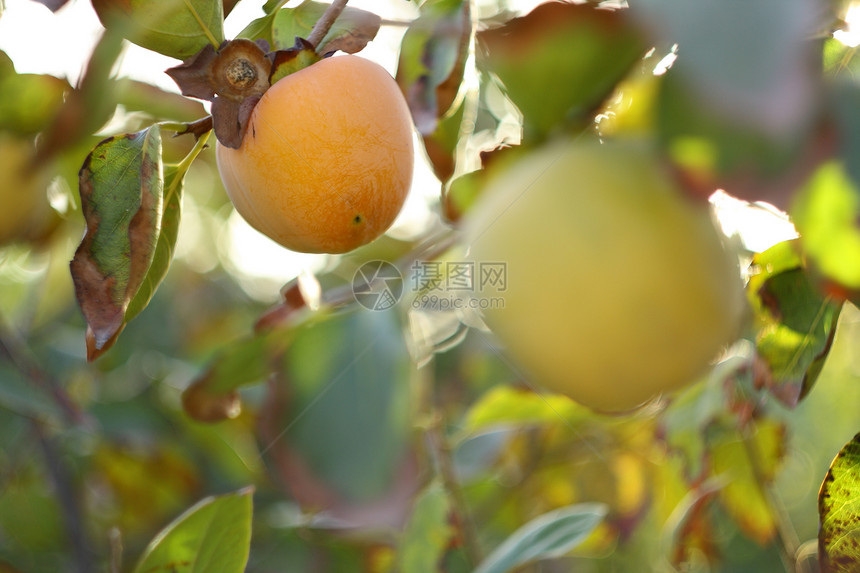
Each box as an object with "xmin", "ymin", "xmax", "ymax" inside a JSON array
[
  {"xmin": 34, "ymin": 421, "xmax": 95, "ymax": 573},
  {"xmin": 306, "ymin": 0, "xmax": 349, "ymax": 49}
]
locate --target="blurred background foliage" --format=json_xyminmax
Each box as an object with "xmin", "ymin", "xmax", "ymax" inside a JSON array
[{"xmin": 1, "ymin": 0, "xmax": 860, "ymax": 572}]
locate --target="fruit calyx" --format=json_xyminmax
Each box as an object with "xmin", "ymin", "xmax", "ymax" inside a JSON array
[{"xmin": 167, "ymin": 38, "xmax": 322, "ymax": 149}]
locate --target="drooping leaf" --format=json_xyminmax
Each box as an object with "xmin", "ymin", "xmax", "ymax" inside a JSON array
[
  {"xmin": 820, "ymin": 433, "xmax": 860, "ymax": 572},
  {"xmin": 473, "ymin": 503, "xmax": 607, "ymax": 573},
  {"xmin": 125, "ymin": 132, "xmax": 210, "ymax": 324},
  {"xmin": 132, "ymin": 487, "xmax": 253, "ymax": 573},
  {"xmin": 396, "ymin": 0, "xmax": 470, "ymax": 135},
  {"xmin": 92, "ymin": 0, "xmax": 224, "ymax": 60},
  {"xmin": 477, "ymin": 2, "xmax": 645, "ymax": 142},
  {"xmin": 397, "ymin": 481, "xmax": 453, "ymax": 573},
  {"xmin": 270, "ymin": 2, "xmax": 381, "ymax": 54},
  {"xmin": 792, "ymin": 161, "xmax": 860, "ymax": 288},
  {"xmin": 70, "ymin": 126, "xmax": 164, "ymax": 361}
]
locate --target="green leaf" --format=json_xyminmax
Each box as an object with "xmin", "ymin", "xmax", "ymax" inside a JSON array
[
  {"xmin": 132, "ymin": 487, "xmax": 253, "ymax": 573},
  {"xmin": 751, "ymin": 262, "xmax": 842, "ymax": 407},
  {"xmin": 473, "ymin": 503, "xmax": 607, "ymax": 573},
  {"xmin": 269, "ymin": 309, "xmax": 413, "ymax": 502},
  {"xmin": 820, "ymin": 432, "xmax": 860, "ymax": 572},
  {"xmin": 125, "ymin": 132, "xmax": 209, "ymax": 324},
  {"xmin": 793, "ymin": 162, "xmax": 860, "ymax": 288},
  {"xmin": 397, "ymin": 481, "xmax": 453, "ymax": 573},
  {"xmin": 477, "ymin": 2, "xmax": 644, "ymax": 142},
  {"xmin": 70, "ymin": 126, "xmax": 164, "ymax": 361},
  {"xmin": 94, "ymin": 0, "xmax": 223, "ymax": 60},
  {"xmin": 270, "ymin": 2, "xmax": 381, "ymax": 54},
  {"xmin": 396, "ymin": 0, "xmax": 470, "ymax": 134}
]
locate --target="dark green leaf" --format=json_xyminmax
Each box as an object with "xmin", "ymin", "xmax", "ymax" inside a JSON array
[
  {"xmin": 477, "ymin": 2, "xmax": 645, "ymax": 142},
  {"xmin": 473, "ymin": 503, "xmax": 607, "ymax": 573},
  {"xmin": 267, "ymin": 309, "xmax": 413, "ymax": 503},
  {"xmin": 396, "ymin": 0, "xmax": 470, "ymax": 134},
  {"xmin": 270, "ymin": 2, "xmax": 381, "ymax": 54},
  {"xmin": 70, "ymin": 126, "xmax": 164, "ymax": 361},
  {"xmin": 748, "ymin": 241, "xmax": 842, "ymax": 407},
  {"xmin": 132, "ymin": 487, "xmax": 253, "ymax": 573},
  {"xmin": 93, "ymin": 0, "xmax": 224, "ymax": 60},
  {"xmin": 397, "ymin": 481, "xmax": 453, "ymax": 573},
  {"xmin": 819, "ymin": 433, "xmax": 860, "ymax": 572}
]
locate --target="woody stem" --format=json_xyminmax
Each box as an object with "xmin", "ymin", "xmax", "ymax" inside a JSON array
[{"xmin": 306, "ymin": 0, "xmax": 349, "ymax": 50}]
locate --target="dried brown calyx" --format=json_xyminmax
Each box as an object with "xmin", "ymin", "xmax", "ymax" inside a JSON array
[
  {"xmin": 167, "ymin": 38, "xmax": 325, "ymax": 148},
  {"xmin": 166, "ymin": 39, "xmax": 272, "ymax": 149}
]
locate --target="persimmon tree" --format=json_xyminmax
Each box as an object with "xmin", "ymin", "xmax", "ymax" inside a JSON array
[{"xmin": 1, "ymin": 0, "xmax": 860, "ymax": 572}]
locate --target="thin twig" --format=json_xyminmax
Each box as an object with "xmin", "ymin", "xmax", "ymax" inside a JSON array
[
  {"xmin": 34, "ymin": 421, "xmax": 95, "ymax": 573},
  {"xmin": 306, "ymin": 0, "xmax": 349, "ymax": 49},
  {"xmin": 426, "ymin": 410, "xmax": 483, "ymax": 567}
]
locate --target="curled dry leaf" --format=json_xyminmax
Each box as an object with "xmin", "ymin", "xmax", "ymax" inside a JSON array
[{"xmin": 166, "ymin": 39, "xmax": 272, "ymax": 148}]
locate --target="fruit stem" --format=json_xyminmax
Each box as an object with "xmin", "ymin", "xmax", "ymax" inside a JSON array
[{"xmin": 306, "ymin": 0, "xmax": 350, "ymax": 50}]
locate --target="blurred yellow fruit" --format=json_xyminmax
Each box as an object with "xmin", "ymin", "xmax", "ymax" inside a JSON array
[
  {"xmin": 463, "ymin": 139, "xmax": 745, "ymax": 412},
  {"xmin": 0, "ymin": 134, "xmax": 56, "ymax": 246},
  {"xmin": 216, "ymin": 55, "xmax": 414, "ymax": 254}
]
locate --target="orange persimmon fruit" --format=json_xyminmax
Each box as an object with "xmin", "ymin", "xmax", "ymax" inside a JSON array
[{"xmin": 216, "ymin": 55, "xmax": 414, "ymax": 254}]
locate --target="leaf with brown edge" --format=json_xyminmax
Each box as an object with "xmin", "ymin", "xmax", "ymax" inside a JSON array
[
  {"xmin": 269, "ymin": 38, "xmax": 321, "ymax": 85},
  {"xmin": 71, "ymin": 126, "xmax": 164, "ymax": 361},
  {"xmin": 820, "ymin": 433, "xmax": 860, "ymax": 572},
  {"xmin": 396, "ymin": 0, "xmax": 471, "ymax": 135},
  {"xmin": 270, "ymin": 2, "xmax": 381, "ymax": 54}
]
